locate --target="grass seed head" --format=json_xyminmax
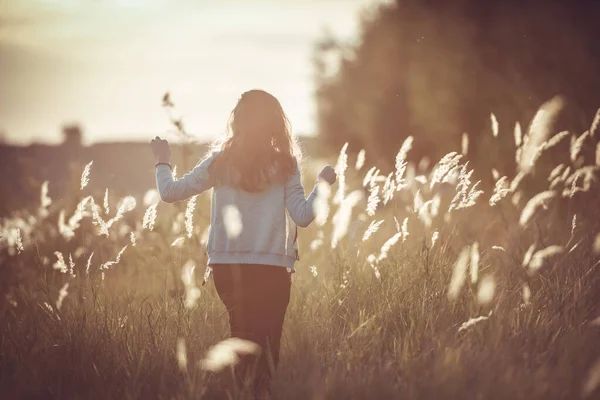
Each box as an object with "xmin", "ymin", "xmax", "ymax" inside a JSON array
[
  {"xmin": 103, "ymin": 189, "xmax": 110, "ymax": 215},
  {"xmin": 185, "ymin": 195, "xmax": 198, "ymax": 238},
  {"xmin": 477, "ymin": 275, "xmax": 495, "ymax": 304},
  {"xmin": 458, "ymin": 311, "xmax": 492, "ymax": 332},
  {"xmin": 85, "ymin": 252, "xmax": 94, "ymax": 275},
  {"xmin": 333, "ymin": 143, "xmax": 349, "ymax": 205},
  {"xmin": 362, "ymin": 220, "xmax": 384, "ymax": 242},
  {"xmin": 448, "ymin": 246, "xmax": 470, "ymax": 300},
  {"xmin": 200, "ymin": 338, "xmax": 261, "ymax": 372},
  {"xmin": 355, "ymin": 149, "xmax": 366, "ymax": 171},
  {"xmin": 491, "ymin": 113, "xmax": 499, "ymax": 137},
  {"xmin": 519, "ymin": 190, "xmax": 556, "ymax": 226},
  {"xmin": 431, "ymin": 231, "xmax": 439, "ymax": 249},
  {"xmin": 56, "ymin": 282, "xmax": 69, "ymax": 311},
  {"xmin": 181, "ymin": 260, "xmax": 201, "ymax": 309},
  {"xmin": 470, "ymin": 242, "xmax": 480, "ymax": 284},
  {"xmin": 176, "ymin": 339, "xmax": 187, "ymax": 372},
  {"xmin": 142, "ymin": 204, "xmax": 158, "ymax": 231},
  {"xmin": 514, "ymin": 121, "xmax": 522, "ymax": 148},
  {"xmin": 331, "ymin": 190, "xmax": 363, "ymax": 248},
  {"xmin": 80, "ymin": 161, "xmax": 93, "ymax": 190},
  {"xmin": 461, "ymin": 133, "xmax": 469, "ymax": 155}
]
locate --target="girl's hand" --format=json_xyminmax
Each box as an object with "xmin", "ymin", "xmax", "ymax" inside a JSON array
[
  {"xmin": 150, "ymin": 136, "xmax": 171, "ymax": 164},
  {"xmin": 317, "ymin": 165, "xmax": 337, "ymax": 185}
]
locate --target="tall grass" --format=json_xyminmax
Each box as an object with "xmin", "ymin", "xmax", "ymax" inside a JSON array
[{"xmin": 1, "ymin": 103, "xmax": 600, "ymax": 399}]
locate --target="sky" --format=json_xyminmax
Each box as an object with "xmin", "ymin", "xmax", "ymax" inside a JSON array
[{"xmin": 0, "ymin": 0, "xmax": 381, "ymax": 145}]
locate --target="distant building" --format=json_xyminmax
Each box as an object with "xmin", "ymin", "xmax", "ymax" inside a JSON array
[{"xmin": 62, "ymin": 124, "xmax": 83, "ymax": 149}]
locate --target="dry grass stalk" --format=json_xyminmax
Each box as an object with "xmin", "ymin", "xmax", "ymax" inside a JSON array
[
  {"xmin": 395, "ymin": 136, "xmax": 413, "ymax": 191},
  {"xmin": 489, "ymin": 176, "xmax": 510, "ymax": 206},
  {"xmin": 99, "ymin": 246, "xmax": 128, "ymax": 279},
  {"xmin": 470, "ymin": 242, "xmax": 480, "ymax": 284},
  {"xmin": 39, "ymin": 181, "xmax": 52, "ymax": 218},
  {"xmin": 176, "ymin": 338, "xmax": 187, "ymax": 372},
  {"xmin": 528, "ymin": 245, "xmax": 564, "ymax": 272},
  {"xmin": 519, "ymin": 191, "xmax": 557, "ymax": 226},
  {"xmin": 15, "ymin": 229, "xmax": 24, "ymax": 254},
  {"xmin": 181, "ymin": 260, "xmax": 201, "ymax": 309},
  {"xmin": 56, "ymin": 282, "xmax": 69, "ymax": 311},
  {"xmin": 355, "ymin": 149, "xmax": 366, "ymax": 170},
  {"xmin": 185, "ymin": 195, "xmax": 197, "ymax": 238},
  {"xmin": 366, "ymin": 182, "xmax": 380, "ymax": 217},
  {"xmin": 382, "ymin": 172, "xmax": 396, "ymax": 204},
  {"xmin": 331, "ymin": 190, "xmax": 363, "ymax": 248},
  {"xmin": 477, "ymin": 275, "xmax": 495, "ymax": 304},
  {"xmin": 333, "ymin": 143, "xmax": 349, "ymax": 205},
  {"xmin": 171, "ymin": 237, "xmax": 184, "ymax": 248},
  {"xmin": 90, "ymin": 198, "xmax": 109, "ymax": 236},
  {"xmin": 200, "ymin": 338, "xmax": 261, "ymax": 372},
  {"xmin": 80, "ymin": 161, "xmax": 93, "ymax": 190},
  {"xmin": 430, "ymin": 152, "xmax": 462, "ymax": 189},
  {"xmin": 362, "ymin": 220, "xmax": 384, "ymax": 242},
  {"xmin": 129, "ymin": 231, "xmax": 137, "ymax": 246},
  {"xmin": 142, "ymin": 204, "xmax": 158, "ymax": 231},
  {"xmin": 519, "ymin": 96, "xmax": 564, "ymax": 171},
  {"xmin": 570, "ymin": 131, "xmax": 590, "ymax": 163},
  {"xmin": 362, "ymin": 166, "xmax": 377, "ymax": 187},
  {"xmin": 103, "ymin": 189, "xmax": 110, "ymax": 215},
  {"xmin": 448, "ymin": 164, "xmax": 483, "ymax": 212},
  {"xmin": 53, "ymin": 251, "xmax": 68, "ymax": 273},
  {"xmin": 514, "ymin": 121, "xmax": 523, "ymax": 147},
  {"xmin": 458, "ymin": 311, "xmax": 492, "ymax": 332},
  {"xmin": 448, "ymin": 246, "xmax": 470, "ymax": 300},
  {"xmin": 85, "ymin": 253, "xmax": 94, "ymax": 275},
  {"xmin": 106, "ymin": 196, "xmax": 136, "ymax": 229},
  {"xmin": 377, "ymin": 231, "xmax": 403, "ymax": 262},
  {"xmin": 590, "ymin": 108, "xmax": 600, "ymax": 138},
  {"xmin": 431, "ymin": 231, "xmax": 439, "ymax": 249},
  {"xmin": 491, "ymin": 113, "xmax": 499, "ymax": 137}
]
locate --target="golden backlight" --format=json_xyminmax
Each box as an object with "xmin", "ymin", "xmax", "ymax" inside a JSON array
[{"xmin": 0, "ymin": 0, "xmax": 373, "ymax": 144}]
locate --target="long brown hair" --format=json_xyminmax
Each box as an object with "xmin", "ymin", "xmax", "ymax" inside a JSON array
[{"xmin": 208, "ymin": 89, "xmax": 301, "ymax": 192}]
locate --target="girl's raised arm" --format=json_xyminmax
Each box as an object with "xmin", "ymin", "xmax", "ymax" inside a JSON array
[
  {"xmin": 285, "ymin": 165, "xmax": 335, "ymax": 228},
  {"xmin": 284, "ymin": 166, "xmax": 319, "ymax": 228},
  {"xmin": 156, "ymin": 155, "xmax": 215, "ymax": 203}
]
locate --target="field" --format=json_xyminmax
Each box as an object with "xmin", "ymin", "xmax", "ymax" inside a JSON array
[{"xmin": 2, "ymin": 103, "xmax": 600, "ymax": 399}]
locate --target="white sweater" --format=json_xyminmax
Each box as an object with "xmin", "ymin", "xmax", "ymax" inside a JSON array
[{"xmin": 155, "ymin": 152, "xmax": 319, "ymax": 270}]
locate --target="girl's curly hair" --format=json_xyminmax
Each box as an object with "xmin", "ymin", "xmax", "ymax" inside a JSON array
[{"xmin": 208, "ymin": 89, "xmax": 301, "ymax": 192}]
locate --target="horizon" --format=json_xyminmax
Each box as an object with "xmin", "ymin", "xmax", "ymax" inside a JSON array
[
  {"xmin": 0, "ymin": 131, "xmax": 319, "ymax": 147},
  {"xmin": 0, "ymin": 0, "xmax": 380, "ymax": 146}
]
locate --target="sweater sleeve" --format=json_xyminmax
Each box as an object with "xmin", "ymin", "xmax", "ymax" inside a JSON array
[
  {"xmin": 284, "ymin": 166, "xmax": 319, "ymax": 228},
  {"xmin": 156, "ymin": 154, "xmax": 216, "ymax": 203}
]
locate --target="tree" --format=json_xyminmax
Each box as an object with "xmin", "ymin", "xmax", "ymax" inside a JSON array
[{"xmin": 314, "ymin": 0, "xmax": 600, "ymax": 177}]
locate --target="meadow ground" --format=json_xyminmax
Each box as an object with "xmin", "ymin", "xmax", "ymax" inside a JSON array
[{"xmin": 2, "ymin": 106, "xmax": 600, "ymax": 399}]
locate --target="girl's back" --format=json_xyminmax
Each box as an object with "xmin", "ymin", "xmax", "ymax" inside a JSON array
[
  {"xmin": 210, "ymin": 170, "xmax": 298, "ymax": 264},
  {"xmin": 157, "ymin": 149, "xmax": 318, "ymax": 269}
]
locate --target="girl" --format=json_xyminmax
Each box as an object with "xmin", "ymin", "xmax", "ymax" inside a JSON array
[{"xmin": 150, "ymin": 89, "xmax": 336, "ymax": 397}]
